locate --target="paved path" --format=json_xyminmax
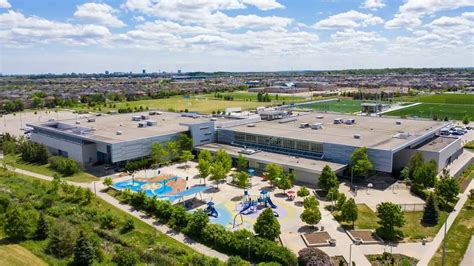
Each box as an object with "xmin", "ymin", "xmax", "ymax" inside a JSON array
[
  {"xmin": 460, "ymin": 236, "xmax": 474, "ymax": 266},
  {"xmin": 5, "ymin": 166, "xmax": 229, "ymax": 262}
]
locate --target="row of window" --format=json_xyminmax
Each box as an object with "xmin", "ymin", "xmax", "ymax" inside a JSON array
[{"xmin": 233, "ymin": 132, "xmax": 324, "ymax": 154}]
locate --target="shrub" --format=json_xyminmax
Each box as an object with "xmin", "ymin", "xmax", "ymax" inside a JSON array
[
  {"xmin": 113, "ymin": 247, "xmax": 140, "ymax": 266},
  {"xmin": 18, "ymin": 141, "xmax": 48, "ymax": 164},
  {"xmin": 120, "ymin": 218, "xmax": 135, "ymax": 234},
  {"xmin": 169, "ymin": 205, "xmax": 190, "ymax": 230},
  {"xmin": 100, "ymin": 213, "xmax": 119, "ymax": 229},
  {"xmin": 48, "ymin": 156, "xmax": 82, "ymax": 176},
  {"xmin": 47, "ymin": 220, "xmax": 78, "ymax": 258},
  {"xmin": 297, "ymin": 186, "xmax": 310, "ymax": 198},
  {"xmin": 298, "ymin": 247, "xmax": 332, "ymax": 266}
]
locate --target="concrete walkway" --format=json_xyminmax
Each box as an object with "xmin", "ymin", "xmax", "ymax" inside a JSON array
[
  {"xmin": 5, "ymin": 166, "xmax": 229, "ymax": 262},
  {"xmin": 460, "ymin": 236, "xmax": 474, "ymax": 266}
]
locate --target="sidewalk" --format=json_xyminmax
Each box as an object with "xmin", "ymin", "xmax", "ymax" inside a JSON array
[{"xmin": 5, "ymin": 166, "xmax": 229, "ymax": 262}]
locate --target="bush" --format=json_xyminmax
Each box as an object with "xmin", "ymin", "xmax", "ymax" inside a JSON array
[
  {"xmin": 125, "ymin": 159, "xmax": 152, "ymax": 172},
  {"xmin": 100, "ymin": 212, "xmax": 119, "ymax": 229},
  {"xmin": 48, "ymin": 156, "xmax": 82, "ymax": 176},
  {"xmin": 298, "ymin": 247, "xmax": 332, "ymax": 266},
  {"xmin": 18, "ymin": 141, "xmax": 48, "ymax": 164},
  {"xmin": 120, "ymin": 218, "xmax": 135, "ymax": 234},
  {"xmin": 297, "ymin": 186, "xmax": 310, "ymax": 198},
  {"xmin": 47, "ymin": 220, "xmax": 78, "ymax": 258},
  {"xmin": 113, "ymin": 247, "xmax": 140, "ymax": 266}
]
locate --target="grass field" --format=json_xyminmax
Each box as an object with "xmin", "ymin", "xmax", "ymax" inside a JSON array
[
  {"xmin": 0, "ymin": 170, "xmax": 207, "ymax": 265},
  {"xmin": 334, "ymin": 204, "xmax": 448, "ymax": 241},
  {"xmin": 293, "ymin": 99, "xmax": 362, "ymax": 113},
  {"xmin": 3, "ymin": 154, "xmax": 99, "ymax": 183},
  {"xmin": 384, "ymin": 103, "xmax": 474, "ymax": 120},
  {"xmin": 73, "ymin": 92, "xmax": 309, "ymax": 114},
  {"xmin": 0, "ymin": 234, "xmax": 47, "ymax": 266},
  {"xmin": 429, "ymin": 199, "xmax": 474, "ymax": 266},
  {"xmin": 400, "ymin": 93, "xmax": 474, "ymax": 105}
]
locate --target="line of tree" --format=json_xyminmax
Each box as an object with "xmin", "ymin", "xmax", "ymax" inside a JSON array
[{"xmin": 197, "ymin": 149, "xmax": 233, "ymax": 188}]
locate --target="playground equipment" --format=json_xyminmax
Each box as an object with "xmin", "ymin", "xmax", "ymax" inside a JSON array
[
  {"xmin": 239, "ymin": 200, "xmax": 257, "ymax": 214},
  {"xmin": 258, "ymin": 189, "xmax": 277, "ymax": 209},
  {"xmin": 205, "ymin": 201, "xmax": 219, "ymax": 218}
]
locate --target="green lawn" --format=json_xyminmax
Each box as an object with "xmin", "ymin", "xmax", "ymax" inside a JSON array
[
  {"xmin": 465, "ymin": 141, "xmax": 474, "ymax": 150},
  {"xmin": 72, "ymin": 93, "xmax": 309, "ymax": 114},
  {"xmin": 3, "ymin": 154, "xmax": 99, "ymax": 183},
  {"xmin": 429, "ymin": 199, "xmax": 474, "ymax": 266},
  {"xmin": 0, "ymin": 170, "xmax": 209, "ymax": 265},
  {"xmin": 334, "ymin": 204, "xmax": 448, "ymax": 241},
  {"xmin": 293, "ymin": 99, "xmax": 362, "ymax": 113},
  {"xmin": 399, "ymin": 93, "xmax": 474, "ymax": 105},
  {"xmin": 196, "ymin": 91, "xmax": 307, "ymax": 103},
  {"xmin": 0, "ymin": 234, "xmax": 47, "ymax": 266},
  {"xmin": 384, "ymin": 103, "xmax": 474, "ymax": 120}
]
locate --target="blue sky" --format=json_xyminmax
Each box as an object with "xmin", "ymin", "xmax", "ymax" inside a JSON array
[{"xmin": 0, "ymin": 0, "xmax": 473, "ymax": 74}]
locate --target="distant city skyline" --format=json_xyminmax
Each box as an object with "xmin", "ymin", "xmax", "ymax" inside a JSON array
[{"xmin": 0, "ymin": 0, "xmax": 473, "ymax": 74}]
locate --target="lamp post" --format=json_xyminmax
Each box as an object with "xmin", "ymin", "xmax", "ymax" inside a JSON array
[
  {"xmin": 246, "ymin": 237, "xmax": 251, "ymax": 259},
  {"xmin": 442, "ymin": 211, "xmax": 450, "ymax": 266}
]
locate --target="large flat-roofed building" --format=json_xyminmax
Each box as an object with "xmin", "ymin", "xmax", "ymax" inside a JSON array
[
  {"xmin": 27, "ymin": 110, "xmax": 463, "ymax": 185},
  {"xmin": 27, "ymin": 112, "xmax": 215, "ymax": 165},
  {"xmin": 213, "ymin": 112, "xmax": 462, "ymax": 181}
]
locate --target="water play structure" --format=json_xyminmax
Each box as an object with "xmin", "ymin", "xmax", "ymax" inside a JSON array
[{"xmin": 205, "ymin": 201, "xmax": 219, "ymax": 218}]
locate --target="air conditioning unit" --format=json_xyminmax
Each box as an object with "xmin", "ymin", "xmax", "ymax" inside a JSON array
[
  {"xmin": 353, "ymin": 134, "xmax": 361, "ymax": 139},
  {"xmin": 247, "ymin": 124, "xmax": 256, "ymax": 127},
  {"xmin": 116, "ymin": 130, "xmax": 123, "ymax": 135},
  {"xmin": 396, "ymin": 121, "xmax": 402, "ymax": 125}
]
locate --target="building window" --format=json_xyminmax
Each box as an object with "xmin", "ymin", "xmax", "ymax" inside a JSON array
[{"xmin": 200, "ymin": 139, "xmax": 210, "ymax": 142}]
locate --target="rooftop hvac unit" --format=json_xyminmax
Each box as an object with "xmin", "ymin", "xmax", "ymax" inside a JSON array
[
  {"xmin": 146, "ymin": 120, "xmax": 157, "ymax": 126},
  {"xmin": 141, "ymin": 115, "xmax": 149, "ymax": 120},
  {"xmin": 75, "ymin": 121, "xmax": 81, "ymax": 124},
  {"xmin": 247, "ymin": 124, "xmax": 256, "ymax": 127},
  {"xmin": 316, "ymin": 115, "xmax": 324, "ymax": 119},
  {"xmin": 116, "ymin": 130, "xmax": 123, "ymax": 135},
  {"xmin": 210, "ymin": 118, "xmax": 218, "ymax": 121},
  {"xmin": 87, "ymin": 118, "xmax": 95, "ymax": 122},
  {"xmin": 149, "ymin": 111, "xmax": 157, "ymax": 115},
  {"xmin": 396, "ymin": 121, "xmax": 402, "ymax": 125},
  {"xmin": 300, "ymin": 123, "xmax": 310, "ymax": 128},
  {"xmin": 132, "ymin": 116, "xmax": 141, "ymax": 121},
  {"xmin": 157, "ymin": 111, "xmax": 163, "ymax": 115},
  {"xmin": 311, "ymin": 123, "xmax": 323, "ymax": 130},
  {"xmin": 353, "ymin": 134, "xmax": 361, "ymax": 139},
  {"xmin": 138, "ymin": 122, "xmax": 147, "ymax": 128},
  {"xmin": 344, "ymin": 119, "xmax": 355, "ymax": 125},
  {"xmin": 334, "ymin": 118, "xmax": 343, "ymax": 124}
]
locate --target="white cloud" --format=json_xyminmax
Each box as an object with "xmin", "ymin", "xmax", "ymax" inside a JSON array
[
  {"xmin": 242, "ymin": 0, "xmax": 284, "ymax": 10},
  {"xmin": 74, "ymin": 3, "xmax": 125, "ymax": 28},
  {"xmin": 133, "ymin": 16, "xmax": 145, "ymax": 22},
  {"xmin": 314, "ymin": 10, "xmax": 384, "ymax": 29},
  {"xmin": 385, "ymin": 0, "xmax": 474, "ymax": 29},
  {"xmin": 0, "ymin": 10, "xmax": 111, "ymax": 47},
  {"xmin": 0, "ymin": 0, "xmax": 11, "ymax": 9},
  {"xmin": 360, "ymin": 0, "xmax": 385, "ymax": 11}
]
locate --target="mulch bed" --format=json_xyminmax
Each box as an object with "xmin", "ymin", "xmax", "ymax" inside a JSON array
[
  {"xmin": 302, "ymin": 231, "xmax": 332, "ymax": 247},
  {"xmin": 348, "ymin": 230, "xmax": 382, "ymax": 243},
  {"xmin": 459, "ymin": 178, "xmax": 471, "ymax": 193}
]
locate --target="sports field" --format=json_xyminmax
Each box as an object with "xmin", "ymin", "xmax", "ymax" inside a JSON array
[
  {"xmin": 293, "ymin": 99, "xmax": 362, "ymax": 113},
  {"xmin": 196, "ymin": 91, "xmax": 307, "ymax": 103},
  {"xmin": 384, "ymin": 103, "xmax": 474, "ymax": 120},
  {"xmin": 400, "ymin": 93, "xmax": 474, "ymax": 105}
]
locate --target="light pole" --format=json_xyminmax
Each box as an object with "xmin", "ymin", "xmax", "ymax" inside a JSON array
[
  {"xmin": 247, "ymin": 237, "xmax": 251, "ymax": 259},
  {"xmin": 442, "ymin": 211, "xmax": 450, "ymax": 266}
]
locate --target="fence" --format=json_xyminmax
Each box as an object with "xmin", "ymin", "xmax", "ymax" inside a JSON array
[{"xmin": 396, "ymin": 203, "xmax": 425, "ymax": 212}]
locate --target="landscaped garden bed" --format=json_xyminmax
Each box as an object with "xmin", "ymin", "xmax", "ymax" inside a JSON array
[
  {"xmin": 301, "ymin": 231, "xmax": 333, "ymax": 247},
  {"xmin": 366, "ymin": 253, "xmax": 418, "ymax": 266}
]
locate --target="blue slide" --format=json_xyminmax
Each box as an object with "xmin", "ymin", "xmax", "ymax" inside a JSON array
[
  {"xmin": 239, "ymin": 202, "xmax": 253, "ymax": 214},
  {"xmin": 207, "ymin": 206, "xmax": 218, "ymax": 218},
  {"xmin": 266, "ymin": 197, "xmax": 277, "ymax": 209}
]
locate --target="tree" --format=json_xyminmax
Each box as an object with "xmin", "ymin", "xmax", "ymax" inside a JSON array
[
  {"xmin": 166, "ymin": 141, "xmax": 180, "ymax": 161},
  {"xmin": 103, "ymin": 176, "xmax": 113, "ymax": 188},
  {"xmin": 413, "ymin": 160, "xmax": 437, "ymax": 188},
  {"xmin": 5, "ymin": 204, "xmax": 35, "ymax": 240},
  {"xmin": 341, "ymin": 198, "xmax": 358, "ymax": 227},
  {"xmin": 318, "ymin": 165, "xmax": 339, "ymax": 193},
  {"xmin": 151, "ymin": 142, "xmax": 169, "ymax": 165},
  {"xmin": 407, "ymin": 152, "xmax": 424, "ymax": 179},
  {"xmin": 36, "ymin": 213, "xmax": 49, "ymax": 240},
  {"xmin": 235, "ymin": 171, "xmax": 249, "ymax": 188},
  {"xmin": 169, "ymin": 205, "xmax": 190, "ymax": 229},
  {"xmin": 423, "ymin": 193, "xmax": 439, "ymax": 226},
  {"xmin": 210, "ymin": 162, "xmax": 227, "ymax": 188},
  {"xmin": 215, "ymin": 149, "xmax": 232, "ymax": 172},
  {"xmin": 73, "ymin": 231, "xmax": 95, "ymax": 266},
  {"xmin": 47, "ymin": 220, "xmax": 77, "ymax": 258},
  {"xmin": 254, "ymin": 208, "xmax": 281, "ymax": 240},
  {"xmin": 276, "ymin": 174, "xmax": 292, "ymax": 193},
  {"xmin": 435, "ymin": 170, "xmax": 460, "ymax": 206},
  {"xmin": 462, "ymin": 114, "xmax": 470, "ymax": 125},
  {"xmin": 303, "ymin": 195, "xmax": 319, "ymax": 209},
  {"xmin": 335, "ymin": 193, "xmax": 347, "ymax": 211},
  {"xmin": 376, "ymin": 202, "xmax": 405, "ymax": 240},
  {"xmin": 180, "ymin": 150, "xmax": 195, "ymax": 169},
  {"xmin": 237, "ymin": 154, "xmax": 249, "ymax": 172},
  {"xmin": 177, "ymin": 133, "xmax": 193, "ymax": 151},
  {"xmin": 350, "ymin": 147, "xmax": 373, "ymax": 178},
  {"xmin": 300, "ymin": 207, "xmax": 321, "ymax": 228},
  {"xmin": 113, "ymin": 247, "xmax": 140, "ymax": 266},
  {"xmin": 197, "ymin": 158, "xmax": 211, "ymax": 185},
  {"xmin": 326, "ymin": 187, "xmax": 340, "ymax": 204},
  {"xmin": 198, "ymin": 149, "xmax": 213, "ymax": 162},
  {"xmin": 265, "ymin": 163, "xmax": 283, "ymax": 186},
  {"xmin": 298, "ymin": 247, "xmax": 332, "ymax": 266},
  {"xmin": 185, "ymin": 209, "xmax": 209, "ymax": 238},
  {"xmin": 297, "ymin": 186, "xmax": 310, "ymax": 198}
]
